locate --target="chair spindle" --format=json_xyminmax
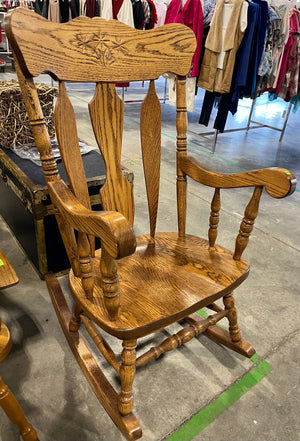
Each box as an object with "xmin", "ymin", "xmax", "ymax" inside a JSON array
[
  {"xmin": 176, "ymin": 75, "xmax": 188, "ymax": 237},
  {"xmin": 234, "ymin": 186, "xmax": 263, "ymax": 260},
  {"xmin": 223, "ymin": 292, "xmax": 241, "ymax": 342},
  {"xmin": 77, "ymin": 231, "xmax": 94, "ymax": 299},
  {"xmin": 100, "ymin": 247, "xmax": 120, "ymax": 321},
  {"xmin": 208, "ymin": 188, "xmax": 221, "ymax": 247}
]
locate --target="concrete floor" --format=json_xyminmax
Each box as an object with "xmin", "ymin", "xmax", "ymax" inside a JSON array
[{"xmin": 0, "ymin": 63, "xmax": 299, "ymax": 441}]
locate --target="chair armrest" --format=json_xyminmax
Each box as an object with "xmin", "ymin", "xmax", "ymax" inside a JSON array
[
  {"xmin": 48, "ymin": 179, "xmax": 136, "ymax": 259},
  {"xmin": 180, "ymin": 156, "xmax": 297, "ymax": 198}
]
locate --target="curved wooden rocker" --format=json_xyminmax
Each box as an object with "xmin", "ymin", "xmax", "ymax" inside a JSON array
[
  {"xmin": 5, "ymin": 8, "xmax": 297, "ymax": 440},
  {"xmin": 0, "ymin": 249, "xmax": 39, "ymax": 441}
]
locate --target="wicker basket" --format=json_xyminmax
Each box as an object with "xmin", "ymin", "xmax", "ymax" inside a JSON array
[{"xmin": 0, "ymin": 80, "xmax": 57, "ymax": 148}]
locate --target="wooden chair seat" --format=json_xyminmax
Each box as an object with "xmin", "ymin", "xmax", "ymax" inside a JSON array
[{"xmin": 70, "ymin": 233, "xmax": 249, "ymax": 338}]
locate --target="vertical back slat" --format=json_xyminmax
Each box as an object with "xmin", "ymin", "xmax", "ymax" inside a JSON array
[
  {"xmin": 55, "ymin": 81, "xmax": 91, "ymax": 209},
  {"xmin": 140, "ymin": 80, "xmax": 161, "ymax": 238},
  {"xmin": 89, "ymin": 83, "xmax": 134, "ymax": 225}
]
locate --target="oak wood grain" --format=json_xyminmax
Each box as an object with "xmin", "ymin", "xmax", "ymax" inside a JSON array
[
  {"xmin": 6, "ymin": 9, "xmax": 297, "ymax": 440},
  {"xmin": 176, "ymin": 76, "xmax": 188, "ymax": 237},
  {"xmin": 55, "ymin": 81, "xmax": 91, "ymax": 208},
  {"xmin": 0, "ymin": 321, "xmax": 12, "ymax": 363},
  {"xmin": 208, "ymin": 188, "xmax": 220, "ymax": 247},
  {"xmin": 89, "ymin": 83, "xmax": 134, "ymax": 225},
  {"xmin": 180, "ymin": 155, "xmax": 296, "ymax": 198},
  {"xmin": 140, "ymin": 80, "xmax": 161, "ymax": 237},
  {"xmin": 0, "ymin": 376, "xmax": 39, "ymax": 441},
  {"xmin": 0, "ymin": 249, "xmax": 18, "ymax": 290},
  {"xmin": 234, "ymin": 186, "xmax": 263, "ymax": 260},
  {"xmin": 47, "ymin": 179, "xmax": 136, "ymax": 260},
  {"xmin": 5, "ymin": 8, "xmax": 196, "ymax": 82},
  {"xmin": 184, "ymin": 313, "xmax": 255, "ymax": 358},
  {"xmin": 45, "ymin": 274, "xmax": 142, "ymax": 440},
  {"xmin": 69, "ymin": 233, "xmax": 250, "ymax": 339}
]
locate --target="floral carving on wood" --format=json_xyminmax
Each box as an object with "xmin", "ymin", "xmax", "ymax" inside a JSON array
[{"xmin": 72, "ymin": 33, "xmax": 128, "ymax": 65}]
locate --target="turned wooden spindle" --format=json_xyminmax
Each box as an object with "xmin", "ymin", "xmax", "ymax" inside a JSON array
[
  {"xmin": 0, "ymin": 377, "xmax": 39, "ymax": 441},
  {"xmin": 136, "ymin": 309, "xmax": 228, "ymax": 367},
  {"xmin": 77, "ymin": 232, "xmax": 94, "ymax": 299},
  {"xmin": 176, "ymin": 75, "xmax": 188, "ymax": 238},
  {"xmin": 223, "ymin": 292, "xmax": 241, "ymax": 342},
  {"xmin": 118, "ymin": 339, "xmax": 137, "ymax": 416},
  {"xmin": 234, "ymin": 186, "xmax": 263, "ymax": 260},
  {"xmin": 100, "ymin": 247, "xmax": 120, "ymax": 321},
  {"xmin": 208, "ymin": 188, "xmax": 221, "ymax": 247}
]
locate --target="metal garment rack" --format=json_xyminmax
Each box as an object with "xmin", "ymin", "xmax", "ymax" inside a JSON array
[
  {"xmin": 188, "ymin": 96, "xmax": 293, "ymax": 154},
  {"xmin": 120, "ymin": 78, "xmax": 168, "ymax": 103}
]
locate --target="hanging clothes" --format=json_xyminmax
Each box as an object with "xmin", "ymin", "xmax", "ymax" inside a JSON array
[
  {"xmin": 48, "ymin": 0, "xmax": 60, "ymax": 22},
  {"xmin": 69, "ymin": 0, "xmax": 79, "ymax": 17},
  {"xmin": 85, "ymin": 0, "xmax": 97, "ymax": 16},
  {"xmin": 59, "ymin": 0, "xmax": 71, "ymax": 21},
  {"xmin": 164, "ymin": 0, "xmax": 203, "ymax": 111},
  {"xmin": 141, "ymin": 0, "xmax": 151, "ymax": 28},
  {"xmin": 165, "ymin": 0, "xmax": 203, "ymax": 77},
  {"xmin": 153, "ymin": 0, "xmax": 167, "ymax": 27},
  {"xmin": 35, "ymin": 0, "xmax": 49, "ymax": 18},
  {"xmin": 198, "ymin": 0, "xmax": 248, "ymax": 94},
  {"xmin": 102, "ymin": 0, "xmax": 134, "ymax": 26},
  {"xmin": 145, "ymin": 0, "xmax": 158, "ymax": 29},
  {"xmin": 131, "ymin": 0, "xmax": 145, "ymax": 28}
]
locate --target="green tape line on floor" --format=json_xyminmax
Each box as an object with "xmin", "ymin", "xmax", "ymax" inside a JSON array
[
  {"xmin": 196, "ymin": 309, "xmax": 261, "ymax": 364},
  {"xmin": 166, "ymin": 360, "xmax": 271, "ymax": 441}
]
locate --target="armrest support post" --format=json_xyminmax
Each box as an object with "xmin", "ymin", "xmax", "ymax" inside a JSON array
[{"xmin": 234, "ymin": 186, "xmax": 263, "ymax": 260}]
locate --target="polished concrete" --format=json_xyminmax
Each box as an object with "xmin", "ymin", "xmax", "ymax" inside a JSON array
[{"xmin": 0, "ymin": 64, "xmax": 299, "ymax": 441}]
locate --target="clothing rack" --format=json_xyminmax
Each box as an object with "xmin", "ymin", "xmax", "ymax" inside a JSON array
[
  {"xmin": 188, "ymin": 96, "xmax": 293, "ymax": 154},
  {"xmin": 120, "ymin": 78, "xmax": 168, "ymax": 103}
]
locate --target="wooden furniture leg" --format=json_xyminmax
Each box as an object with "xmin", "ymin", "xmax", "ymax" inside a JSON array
[
  {"xmin": 0, "ymin": 376, "xmax": 39, "ymax": 441},
  {"xmin": 118, "ymin": 340, "xmax": 137, "ymax": 416},
  {"xmin": 223, "ymin": 292, "xmax": 242, "ymax": 342}
]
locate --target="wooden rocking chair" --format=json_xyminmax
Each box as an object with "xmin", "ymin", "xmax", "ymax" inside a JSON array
[{"xmin": 5, "ymin": 8, "xmax": 297, "ymax": 440}]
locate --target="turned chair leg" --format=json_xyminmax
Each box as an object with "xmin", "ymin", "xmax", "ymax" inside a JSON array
[
  {"xmin": 0, "ymin": 376, "xmax": 39, "ymax": 441},
  {"xmin": 69, "ymin": 302, "xmax": 83, "ymax": 332},
  {"xmin": 118, "ymin": 339, "xmax": 137, "ymax": 416},
  {"xmin": 223, "ymin": 292, "xmax": 242, "ymax": 342}
]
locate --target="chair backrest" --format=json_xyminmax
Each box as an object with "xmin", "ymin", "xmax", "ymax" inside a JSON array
[{"xmin": 5, "ymin": 7, "xmax": 196, "ymax": 279}]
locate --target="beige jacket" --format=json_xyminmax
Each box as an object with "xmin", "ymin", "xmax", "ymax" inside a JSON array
[{"xmin": 198, "ymin": 0, "xmax": 246, "ymax": 93}]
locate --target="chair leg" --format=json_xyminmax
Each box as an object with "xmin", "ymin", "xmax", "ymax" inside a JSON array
[
  {"xmin": 45, "ymin": 274, "xmax": 142, "ymax": 440},
  {"xmin": 69, "ymin": 301, "xmax": 83, "ymax": 332},
  {"xmin": 223, "ymin": 291, "xmax": 242, "ymax": 342},
  {"xmin": 118, "ymin": 340, "xmax": 137, "ymax": 416},
  {"xmin": 0, "ymin": 376, "xmax": 39, "ymax": 441}
]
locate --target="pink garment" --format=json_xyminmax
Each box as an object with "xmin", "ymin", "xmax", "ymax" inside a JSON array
[
  {"xmin": 154, "ymin": 0, "xmax": 167, "ymax": 28},
  {"xmin": 276, "ymin": 11, "xmax": 298, "ymax": 95},
  {"xmin": 164, "ymin": 0, "xmax": 203, "ymax": 77}
]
